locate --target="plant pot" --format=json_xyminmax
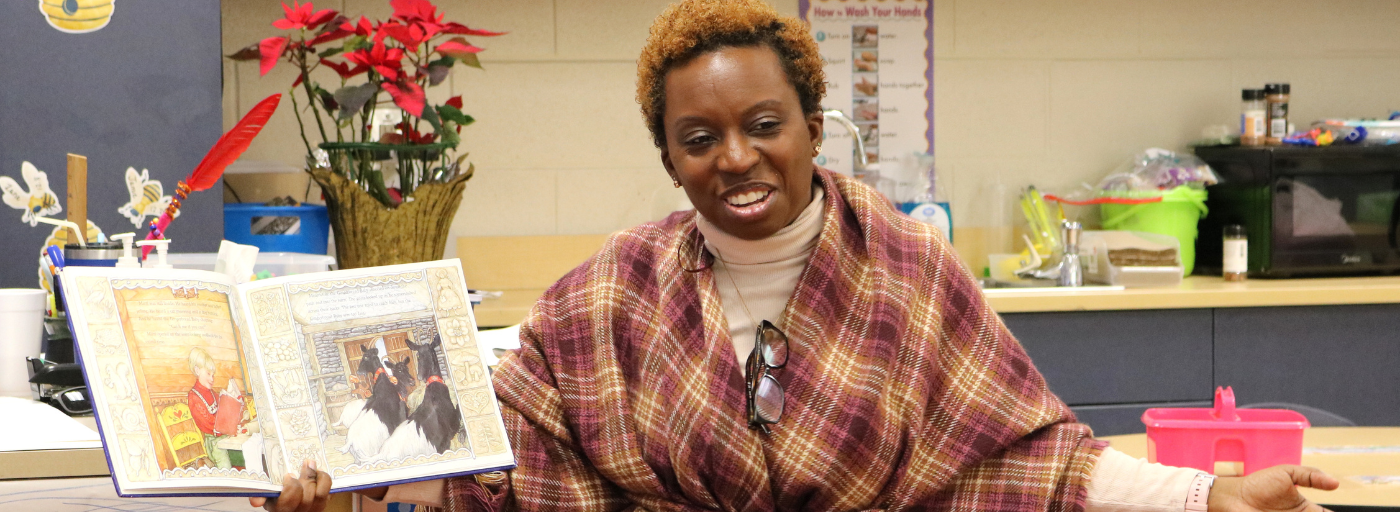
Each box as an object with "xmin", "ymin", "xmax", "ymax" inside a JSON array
[{"xmin": 309, "ymin": 167, "xmax": 470, "ymax": 269}]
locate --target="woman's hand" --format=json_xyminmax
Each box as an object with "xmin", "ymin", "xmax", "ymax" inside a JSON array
[
  {"xmin": 1209, "ymin": 465, "xmax": 1340, "ymax": 512},
  {"xmin": 249, "ymin": 460, "xmax": 331, "ymax": 512}
]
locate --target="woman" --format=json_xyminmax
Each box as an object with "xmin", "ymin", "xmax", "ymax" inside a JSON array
[{"xmin": 254, "ymin": 1, "xmax": 1338, "ymax": 510}]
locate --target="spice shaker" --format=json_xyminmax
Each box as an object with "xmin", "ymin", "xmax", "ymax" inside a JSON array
[
  {"xmin": 1264, "ymin": 83, "xmax": 1290, "ymax": 146},
  {"xmin": 1222, "ymin": 224, "xmax": 1248, "ymax": 281},
  {"xmin": 1240, "ymin": 89, "xmax": 1266, "ymax": 146}
]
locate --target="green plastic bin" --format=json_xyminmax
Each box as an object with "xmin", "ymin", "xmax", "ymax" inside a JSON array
[{"xmin": 1100, "ymin": 186, "xmax": 1208, "ymax": 275}]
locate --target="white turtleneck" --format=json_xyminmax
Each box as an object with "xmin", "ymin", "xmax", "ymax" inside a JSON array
[
  {"xmin": 697, "ymin": 183, "xmax": 826, "ymax": 369},
  {"xmin": 693, "ymin": 180, "xmax": 1199, "ymax": 512}
]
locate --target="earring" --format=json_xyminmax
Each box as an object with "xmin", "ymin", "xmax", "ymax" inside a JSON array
[
  {"xmin": 813, "ymin": 144, "xmax": 823, "ymax": 157},
  {"xmin": 672, "ymin": 177, "xmax": 682, "ymax": 188}
]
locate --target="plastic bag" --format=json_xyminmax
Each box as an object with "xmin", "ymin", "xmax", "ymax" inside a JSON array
[{"xmin": 1048, "ymin": 148, "xmax": 1219, "ymax": 205}]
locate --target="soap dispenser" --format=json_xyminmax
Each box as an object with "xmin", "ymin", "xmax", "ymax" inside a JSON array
[
  {"xmin": 111, "ymin": 233, "xmax": 140, "ymax": 268},
  {"xmin": 136, "ymin": 239, "xmax": 172, "ymax": 269},
  {"xmin": 1057, "ymin": 221, "xmax": 1083, "ymax": 287}
]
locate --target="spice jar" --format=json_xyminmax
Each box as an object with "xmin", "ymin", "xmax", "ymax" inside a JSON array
[
  {"xmin": 1264, "ymin": 83, "xmax": 1290, "ymax": 146},
  {"xmin": 1240, "ymin": 89, "xmax": 1266, "ymax": 146},
  {"xmin": 1223, "ymin": 224, "xmax": 1248, "ymax": 281}
]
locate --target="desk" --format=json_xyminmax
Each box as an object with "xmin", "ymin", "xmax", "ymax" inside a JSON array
[{"xmin": 1101, "ymin": 427, "xmax": 1400, "ymax": 508}]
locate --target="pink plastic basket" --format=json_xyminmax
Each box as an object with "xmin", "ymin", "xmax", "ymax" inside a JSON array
[{"xmin": 1141, "ymin": 387, "xmax": 1309, "ymax": 475}]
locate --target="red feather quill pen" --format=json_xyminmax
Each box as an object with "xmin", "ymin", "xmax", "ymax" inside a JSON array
[{"xmin": 143, "ymin": 93, "xmax": 282, "ymax": 257}]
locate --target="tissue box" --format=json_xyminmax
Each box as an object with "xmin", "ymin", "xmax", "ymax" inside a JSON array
[{"xmin": 1081, "ymin": 230, "xmax": 1183, "ymax": 288}]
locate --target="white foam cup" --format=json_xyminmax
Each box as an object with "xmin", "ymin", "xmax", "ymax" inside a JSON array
[{"xmin": 0, "ymin": 289, "xmax": 47, "ymax": 397}]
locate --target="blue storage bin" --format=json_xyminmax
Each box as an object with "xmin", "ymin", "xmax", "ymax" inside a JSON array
[{"xmin": 224, "ymin": 204, "xmax": 330, "ymax": 254}]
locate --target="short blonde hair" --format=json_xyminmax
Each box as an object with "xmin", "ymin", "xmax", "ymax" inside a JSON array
[
  {"xmin": 637, "ymin": 0, "xmax": 826, "ymax": 148},
  {"xmin": 188, "ymin": 347, "xmax": 216, "ymax": 375}
]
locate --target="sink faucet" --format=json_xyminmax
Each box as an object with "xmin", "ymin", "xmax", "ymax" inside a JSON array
[
  {"xmin": 822, "ymin": 110, "xmax": 868, "ymax": 177},
  {"xmin": 1058, "ymin": 220, "xmax": 1083, "ymax": 287},
  {"xmin": 1013, "ymin": 219, "xmax": 1084, "ymax": 286}
]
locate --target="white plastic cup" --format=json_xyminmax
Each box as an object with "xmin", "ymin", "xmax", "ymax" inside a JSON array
[{"xmin": 0, "ymin": 289, "xmax": 47, "ymax": 397}]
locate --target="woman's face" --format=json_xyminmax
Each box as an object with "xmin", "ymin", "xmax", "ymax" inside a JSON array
[{"xmin": 661, "ymin": 45, "xmax": 823, "ymax": 240}]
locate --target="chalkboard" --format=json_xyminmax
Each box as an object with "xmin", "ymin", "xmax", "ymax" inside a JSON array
[{"xmin": 0, "ymin": 1, "xmax": 222, "ymax": 288}]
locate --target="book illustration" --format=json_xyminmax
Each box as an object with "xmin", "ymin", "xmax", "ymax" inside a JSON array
[
  {"xmin": 269, "ymin": 369, "xmax": 310, "ymax": 407},
  {"xmin": 79, "ymin": 276, "xmax": 117, "ymax": 321},
  {"xmin": 251, "ymin": 288, "xmax": 291, "ymax": 337},
  {"xmin": 92, "ymin": 327, "xmax": 124, "ymax": 356},
  {"xmin": 121, "ymin": 436, "xmax": 156, "ymax": 480},
  {"xmin": 62, "ymin": 261, "xmax": 514, "ymax": 496},
  {"xmin": 86, "ymin": 277, "xmax": 268, "ymax": 483},
  {"xmin": 433, "ymin": 268, "xmax": 465, "ymax": 312},
  {"xmin": 108, "ymin": 404, "xmax": 150, "ymax": 433},
  {"xmin": 440, "ymin": 317, "xmax": 472, "ymax": 348}
]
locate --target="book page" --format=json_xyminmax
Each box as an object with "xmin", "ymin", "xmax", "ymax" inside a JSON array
[
  {"xmin": 236, "ymin": 259, "xmax": 513, "ymax": 491},
  {"xmin": 60, "ymin": 267, "xmax": 280, "ymax": 496}
]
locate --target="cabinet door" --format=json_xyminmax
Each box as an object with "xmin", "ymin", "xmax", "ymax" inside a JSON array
[
  {"xmin": 1002, "ymin": 309, "xmax": 1214, "ymax": 406},
  {"xmin": 1214, "ymin": 305, "xmax": 1400, "ymax": 426}
]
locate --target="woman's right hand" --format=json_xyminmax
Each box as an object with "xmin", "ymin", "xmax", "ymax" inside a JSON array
[{"xmin": 249, "ymin": 460, "xmax": 331, "ymax": 512}]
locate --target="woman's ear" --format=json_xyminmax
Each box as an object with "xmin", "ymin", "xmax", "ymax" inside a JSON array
[
  {"xmin": 807, "ymin": 112, "xmax": 825, "ymax": 151},
  {"xmin": 661, "ymin": 149, "xmax": 679, "ymax": 184}
]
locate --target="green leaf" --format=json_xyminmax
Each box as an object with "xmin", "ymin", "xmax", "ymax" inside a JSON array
[
  {"xmin": 435, "ymin": 104, "xmax": 472, "ymax": 126},
  {"xmin": 333, "ymin": 83, "xmax": 379, "ymax": 121},
  {"xmin": 314, "ymin": 85, "xmax": 338, "ymax": 112},
  {"xmin": 439, "ymin": 124, "xmax": 461, "ymax": 147},
  {"xmin": 419, "ymin": 102, "xmax": 443, "ymax": 133},
  {"xmin": 457, "ymin": 53, "xmax": 482, "ymax": 69},
  {"xmin": 343, "ymin": 35, "xmax": 371, "ymax": 53},
  {"xmin": 424, "ymin": 64, "xmax": 450, "ymax": 86},
  {"xmin": 428, "ymin": 56, "xmax": 456, "ymax": 69},
  {"xmin": 318, "ymin": 46, "xmax": 344, "ymax": 59}
]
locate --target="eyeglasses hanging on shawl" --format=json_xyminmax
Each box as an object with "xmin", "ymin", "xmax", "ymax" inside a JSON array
[
  {"xmin": 140, "ymin": 93, "xmax": 283, "ymax": 258},
  {"xmin": 747, "ymin": 319, "xmax": 789, "ymax": 434}
]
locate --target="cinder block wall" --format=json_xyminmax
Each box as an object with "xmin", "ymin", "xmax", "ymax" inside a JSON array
[{"xmin": 223, "ymin": 0, "xmax": 1400, "ymax": 263}]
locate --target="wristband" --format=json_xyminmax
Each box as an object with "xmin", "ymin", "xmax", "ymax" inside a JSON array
[{"xmin": 1185, "ymin": 472, "xmax": 1216, "ymax": 512}]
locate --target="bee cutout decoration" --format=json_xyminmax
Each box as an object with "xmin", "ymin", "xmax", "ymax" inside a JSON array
[
  {"xmin": 118, "ymin": 167, "xmax": 175, "ymax": 228},
  {"xmin": 0, "ymin": 161, "xmax": 62, "ymax": 226}
]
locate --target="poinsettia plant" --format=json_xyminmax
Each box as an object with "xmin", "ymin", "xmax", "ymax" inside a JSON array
[{"xmin": 229, "ymin": 0, "xmax": 502, "ymax": 206}]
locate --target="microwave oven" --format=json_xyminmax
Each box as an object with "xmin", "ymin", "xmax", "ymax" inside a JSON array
[{"xmin": 1193, "ymin": 145, "xmax": 1400, "ymax": 277}]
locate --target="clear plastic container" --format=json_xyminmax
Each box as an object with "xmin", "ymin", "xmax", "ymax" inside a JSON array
[
  {"xmin": 164, "ymin": 252, "xmax": 336, "ymax": 278},
  {"xmin": 1080, "ymin": 230, "xmax": 1184, "ymax": 288},
  {"xmin": 1142, "ymin": 387, "xmax": 1309, "ymax": 476}
]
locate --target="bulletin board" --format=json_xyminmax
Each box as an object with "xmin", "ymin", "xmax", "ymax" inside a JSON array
[
  {"xmin": 802, "ymin": 0, "xmax": 933, "ymax": 188},
  {"xmin": 0, "ymin": 1, "xmax": 224, "ymax": 288}
]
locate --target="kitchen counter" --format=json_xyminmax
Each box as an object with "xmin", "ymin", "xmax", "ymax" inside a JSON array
[
  {"xmin": 985, "ymin": 275, "xmax": 1400, "ymax": 313},
  {"xmin": 473, "ymin": 275, "xmax": 1400, "ymax": 326}
]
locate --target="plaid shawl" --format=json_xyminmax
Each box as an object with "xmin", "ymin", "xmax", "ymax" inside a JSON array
[{"xmin": 445, "ymin": 169, "xmax": 1105, "ymax": 511}]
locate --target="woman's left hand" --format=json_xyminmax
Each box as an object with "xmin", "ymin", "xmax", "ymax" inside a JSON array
[
  {"xmin": 249, "ymin": 459, "xmax": 331, "ymax": 512},
  {"xmin": 1209, "ymin": 465, "xmax": 1340, "ymax": 512}
]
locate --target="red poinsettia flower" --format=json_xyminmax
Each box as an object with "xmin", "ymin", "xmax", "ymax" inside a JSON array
[
  {"xmin": 273, "ymin": 1, "xmax": 337, "ymax": 31},
  {"xmin": 319, "ymin": 58, "xmax": 366, "ymax": 79},
  {"xmin": 441, "ymin": 22, "xmax": 506, "ymax": 37},
  {"xmin": 435, "ymin": 37, "xmax": 483, "ymax": 59},
  {"xmin": 308, "ymin": 15, "xmax": 354, "ymax": 46},
  {"xmin": 259, "ymin": 36, "xmax": 289, "ymax": 75},
  {"xmin": 445, "ymin": 96, "xmax": 462, "ymax": 109},
  {"xmin": 380, "ymin": 20, "xmax": 439, "ymax": 52},
  {"xmin": 344, "ymin": 37, "xmax": 405, "ymax": 81},
  {"xmin": 390, "ymin": 0, "xmax": 443, "ymax": 24},
  {"xmin": 341, "ymin": 15, "xmax": 377, "ymax": 38},
  {"xmin": 382, "ymin": 80, "xmax": 426, "ymax": 117}
]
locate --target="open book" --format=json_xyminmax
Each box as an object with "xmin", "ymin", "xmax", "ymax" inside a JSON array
[{"xmin": 59, "ymin": 259, "xmax": 514, "ymax": 497}]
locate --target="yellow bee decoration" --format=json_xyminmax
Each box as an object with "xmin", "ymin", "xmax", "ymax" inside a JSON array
[
  {"xmin": 0, "ymin": 161, "xmax": 63, "ymax": 226},
  {"xmin": 119, "ymin": 167, "xmax": 175, "ymax": 228},
  {"xmin": 39, "ymin": 0, "xmax": 115, "ymax": 34}
]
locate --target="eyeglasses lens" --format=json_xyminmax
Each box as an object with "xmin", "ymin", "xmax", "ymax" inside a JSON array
[
  {"xmin": 753, "ymin": 374, "xmax": 784, "ymax": 423},
  {"xmin": 758, "ymin": 322, "xmax": 788, "ymax": 367}
]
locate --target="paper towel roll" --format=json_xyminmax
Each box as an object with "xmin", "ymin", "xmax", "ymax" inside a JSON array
[{"xmin": 0, "ymin": 289, "xmax": 47, "ymax": 397}]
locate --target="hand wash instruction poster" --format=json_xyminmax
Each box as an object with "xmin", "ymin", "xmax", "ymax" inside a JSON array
[{"xmin": 802, "ymin": 0, "xmax": 933, "ymax": 191}]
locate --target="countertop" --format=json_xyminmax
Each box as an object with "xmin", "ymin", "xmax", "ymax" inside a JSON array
[{"xmin": 471, "ymin": 275, "xmax": 1400, "ymax": 326}]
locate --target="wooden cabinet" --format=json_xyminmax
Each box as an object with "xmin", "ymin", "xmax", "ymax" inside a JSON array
[{"xmin": 1002, "ymin": 304, "xmax": 1400, "ymax": 436}]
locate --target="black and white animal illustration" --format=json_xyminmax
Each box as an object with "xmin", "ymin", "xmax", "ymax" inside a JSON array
[
  {"xmin": 372, "ymin": 334, "xmax": 463, "ymax": 460},
  {"xmin": 338, "ymin": 346, "xmax": 409, "ymax": 463}
]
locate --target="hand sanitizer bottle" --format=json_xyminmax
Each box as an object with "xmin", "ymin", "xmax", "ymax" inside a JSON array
[{"xmin": 898, "ymin": 154, "xmax": 952, "ymax": 243}]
